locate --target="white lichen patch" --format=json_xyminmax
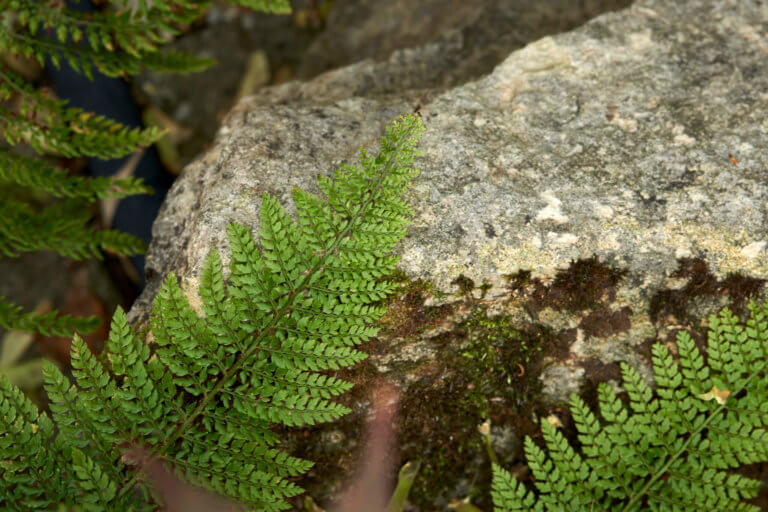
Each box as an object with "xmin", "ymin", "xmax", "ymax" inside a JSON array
[
  {"xmin": 596, "ymin": 232, "xmax": 621, "ymax": 251},
  {"xmin": 628, "ymin": 29, "xmax": 655, "ymax": 51},
  {"xmin": 400, "ymin": 245, "xmax": 426, "ymax": 269},
  {"xmin": 741, "ymin": 241, "xmax": 767, "ymax": 259},
  {"xmin": 433, "ymin": 251, "xmax": 475, "ymax": 284},
  {"xmin": 595, "ymin": 214, "xmax": 768, "ymax": 279},
  {"xmin": 547, "ymin": 232, "xmax": 579, "ymax": 247},
  {"xmin": 514, "ymin": 37, "xmax": 572, "ymax": 74},
  {"xmin": 535, "ymin": 189, "xmax": 569, "ymax": 225},
  {"xmin": 598, "ymin": 215, "xmax": 642, "ymax": 238},
  {"xmin": 660, "ymin": 222, "xmax": 768, "ymax": 278},
  {"xmin": 594, "ymin": 203, "xmax": 614, "ymax": 219},
  {"xmin": 675, "ymin": 246, "xmax": 693, "ymax": 259},
  {"xmin": 569, "ymin": 328, "xmax": 587, "ymax": 356},
  {"xmin": 477, "ymin": 239, "xmax": 557, "ymax": 282},
  {"xmin": 610, "ymin": 114, "xmax": 638, "ymax": 133},
  {"xmin": 540, "ymin": 365, "xmax": 584, "ymax": 402},
  {"xmin": 672, "ymin": 124, "xmax": 696, "ymax": 146}
]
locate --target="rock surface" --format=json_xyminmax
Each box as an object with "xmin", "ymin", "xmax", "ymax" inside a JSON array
[
  {"xmin": 129, "ymin": 0, "xmax": 768, "ymax": 509},
  {"xmin": 132, "ymin": 0, "xmax": 632, "ymax": 167}
]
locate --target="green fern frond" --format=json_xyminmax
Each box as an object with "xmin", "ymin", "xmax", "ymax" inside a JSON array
[
  {"xmin": 492, "ymin": 299, "xmax": 768, "ymax": 512},
  {"xmin": 0, "ymin": 296, "xmax": 100, "ymax": 336},
  {"xmin": 229, "ymin": 0, "xmax": 292, "ymax": 14},
  {"xmin": 113, "ymin": 0, "xmax": 290, "ymax": 18},
  {"xmin": 0, "ymin": 374, "xmax": 69, "ymax": 509},
  {"xmin": 491, "ymin": 465, "xmax": 542, "ymax": 512},
  {"xmin": 0, "ymin": 114, "xmax": 425, "ymax": 511},
  {"xmin": 0, "ymin": 197, "xmax": 147, "ymax": 259},
  {"xmin": 110, "ymin": 0, "xmax": 208, "ymax": 19},
  {"xmin": 0, "ymin": 0, "xmax": 212, "ymax": 78},
  {"xmin": 136, "ymin": 49, "xmax": 217, "ymax": 74},
  {"xmin": 0, "ymin": 147, "xmax": 152, "ymax": 200},
  {"xmin": 0, "ymin": 0, "xmax": 290, "ymax": 342},
  {"xmin": 0, "ymin": 67, "xmax": 165, "ymax": 158},
  {"xmin": 10, "ymin": 0, "xmax": 181, "ymax": 54}
]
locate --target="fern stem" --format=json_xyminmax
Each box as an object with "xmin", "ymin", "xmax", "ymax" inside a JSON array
[{"xmin": 0, "ymin": 67, "xmax": 26, "ymax": 95}]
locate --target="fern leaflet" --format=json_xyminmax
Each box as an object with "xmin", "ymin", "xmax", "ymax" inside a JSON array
[{"xmin": 492, "ymin": 299, "xmax": 768, "ymax": 512}]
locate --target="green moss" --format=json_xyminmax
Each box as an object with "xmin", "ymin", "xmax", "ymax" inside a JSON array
[
  {"xmin": 293, "ymin": 258, "xmax": 650, "ymax": 509},
  {"xmin": 458, "ymin": 311, "xmax": 543, "ymax": 415},
  {"xmin": 399, "ymin": 306, "xmax": 550, "ymax": 510},
  {"xmin": 301, "ymin": 257, "xmax": 767, "ymax": 509}
]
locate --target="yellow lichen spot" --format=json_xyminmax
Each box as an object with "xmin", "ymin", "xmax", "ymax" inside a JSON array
[{"xmin": 668, "ymin": 224, "xmax": 768, "ymax": 277}]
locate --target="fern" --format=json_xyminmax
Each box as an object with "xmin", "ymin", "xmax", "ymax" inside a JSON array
[
  {"xmin": 0, "ymin": 0, "xmax": 291, "ymax": 338},
  {"xmin": 0, "ymin": 297, "xmax": 101, "ymax": 337},
  {"xmin": 232, "ymin": 0, "xmax": 291, "ymax": 14},
  {"xmin": 0, "ymin": 114, "xmax": 425, "ymax": 511},
  {"xmin": 2, "ymin": 0, "xmax": 211, "ymax": 78},
  {"xmin": 492, "ymin": 299, "xmax": 768, "ymax": 512}
]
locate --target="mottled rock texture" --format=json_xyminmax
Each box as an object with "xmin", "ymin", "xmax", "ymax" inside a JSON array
[
  {"xmin": 129, "ymin": 0, "xmax": 768, "ymax": 509},
  {"xmin": 132, "ymin": 0, "xmax": 631, "ymax": 166}
]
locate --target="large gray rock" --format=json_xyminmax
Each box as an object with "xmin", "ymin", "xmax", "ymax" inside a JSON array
[
  {"xmin": 132, "ymin": 0, "xmax": 632, "ymax": 167},
  {"xmin": 129, "ymin": 0, "xmax": 768, "ymax": 508}
]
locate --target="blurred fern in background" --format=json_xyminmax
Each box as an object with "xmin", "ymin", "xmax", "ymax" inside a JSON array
[{"xmin": 0, "ymin": 0, "xmax": 290, "ymax": 338}]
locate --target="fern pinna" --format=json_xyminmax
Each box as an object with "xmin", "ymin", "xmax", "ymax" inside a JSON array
[
  {"xmin": 0, "ymin": 114, "xmax": 425, "ymax": 511},
  {"xmin": 492, "ymin": 298, "xmax": 768, "ymax": 512}
]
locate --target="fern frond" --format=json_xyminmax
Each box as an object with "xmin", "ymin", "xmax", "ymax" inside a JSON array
[
  {"xmin": 0, "ymin": 295, "xmax": 100, "ymax": 336},
  {"xmin": 0, "ymin": 197, "xmax": 147, "ymax": 259},
  {"xmin": 0, "ymin": 374, "xmax": 69, "ymax": 509},
  {"xmin": 111, "ymin": 0, "xmax": 209, "ymax": 19},
  {"xmin": 0, "ymin": 147, "xmax": 152, "ymax": 200},
  {"xmin": 0, "ymin": 114, "xmax": 425, "ymax": 511},
  {"xmin": 7, "ymin": 0, "xmax": 204, "ymax": 55},
  {"xmin": 0, "ymin": 0, "xmax": 292, "ymax": 347},
  {"xmin": 492, "ymin": 299, "xmax": 768, "ymax": 512},
  {"xmin": 0, "ymin": 1, "xmax": 213, "ymax": 79},
  {"xmin": 133, "ymin": 50, "xmax": 217, "ymax": 75},
  {"xmin": 491, "ymin": 465, "xmax": 542, "ymax": 512},
  {"xmin": 0, "ymin": 67, "xmax": 164, "ymax": 158},
  {"xmin": 228, "ymin": 0, "xmax": 291, "ymax": 14},
  {"xmin": 114, "ymin": 0, "xmax": 290, "ymax": 19},
  {"xmin": 68, "ymin": 447, "xmax": 119, "ymax": 510}
]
